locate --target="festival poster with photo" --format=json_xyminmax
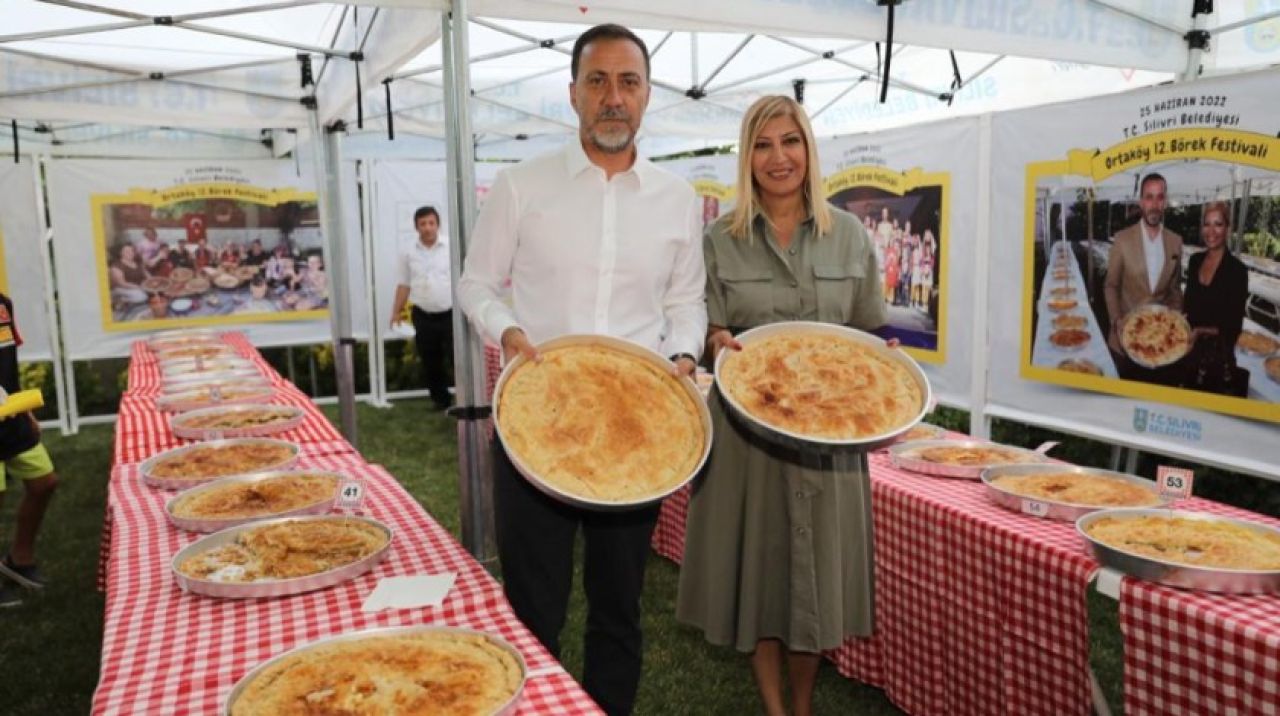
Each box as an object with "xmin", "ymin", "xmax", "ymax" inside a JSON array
[
  {"xmin": 1021, "ymin": 103, "xmax": 1279, "ymax": 424},
  {"xmin": 824, "ymin": 165, "xmax": 948, "ymax": 363},
  {"xmin": 989, "ymin": 67, "xmax": 1280, "ymax": 477},
  {"xmin": 48, "ymin": 159, "xmax": 341, "ymax": 359},
  {"xmin": 91, "ymin": 173, "xmax": 326, "ymax": 331},
  {"xmin": 818, "ymin": 121, "xmax": 978, "ymax": 408},
  {"xmin": 661, "ymin": 155, "xmax": 739, "ymax": 230}
]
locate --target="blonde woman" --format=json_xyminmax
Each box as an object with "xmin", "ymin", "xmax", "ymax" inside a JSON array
[{"xmin": 676, "ymin": 96, "xmax": 885, "ymax": 716}]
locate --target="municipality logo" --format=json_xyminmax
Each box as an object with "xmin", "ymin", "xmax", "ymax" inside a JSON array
[{"xmin": 1131, "ymin": 406, "xmax": 1202, "ymax": 442}]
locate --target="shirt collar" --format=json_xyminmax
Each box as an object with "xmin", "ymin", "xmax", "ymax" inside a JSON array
[
  {"xmin": 564, "ymin": 136, "xmax": 649, "ymax": 188},
  {"xmin": 415, "ymin": 235, "xmax": 448, "ymax": 251}
]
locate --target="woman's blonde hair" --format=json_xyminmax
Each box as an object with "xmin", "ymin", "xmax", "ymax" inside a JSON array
[
  {"xmin": 1202, "ymin": 200, "xmax": 1231, "ymax": 228},
  {"xmin": 725, "ymin": 95, "xmax": 832, "ymax": 240}
]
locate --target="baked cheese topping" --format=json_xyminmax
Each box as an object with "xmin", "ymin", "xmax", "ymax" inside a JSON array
[
  {"xmin": 150, "ymin": 443, "xmax": 296, "ymax": 481},
  {"xmin": 170, "ymin": 473, "xmax": 340, "ymax": 520},
  {"xmin": 1121, "ymin": 308, "xmax": 1190, "ymax": 367},
  {"xmin": 913, "ymin": 445, "xmax": 1039, "ymax": 467},
  {"xmin": 232, "ymin": 631, "xmax": 522, "ymax": 716},
  {"xmin": 498, "ymin": 344, "xmax": 705, "ymax": 503},
  {"xmin": 177, "ymin": 517, "xmax": 387, "ymax": 582},
  {"xmin": 1085, "ymin": 515, "xmax": 1280, "ymax": 570},
  {"xmin": 992, "ymin": 472, "xmax": 1160, "ymax": 507},
  {"xmin": 720, "ymin": 332, "xmax": 921, "ymax": 439},
  {"xmin": 174, "ymin": 407, "xmax": 300, "ymax": 431}
]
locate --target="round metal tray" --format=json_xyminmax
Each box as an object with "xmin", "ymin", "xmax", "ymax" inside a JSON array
[
  {"xmin": 492, "ymin": 334, "xmax": 712, "ymax": 511},
  {"xmin": 170, "ymin": 404, "xmax": 306, "ymax": 440},
  {"xmin": 148, "ymin": 327, "xmax": 218, "ymax": 345},
  {"xmin": 1077, "ymin": 508, "xmax": 1280, "ymax": 594},
  {"xmin": 981, "ymin": 464, "xmax": 1169, "ymax": 522},
  {"xmin": 1120, "ymin": 303, "xmax": 1192, "ymax": 368},
  {"xmin": 165, "ymin": 469, "xmax": 343, "ymax": 532},
  {"xmin": 162, "ymin": 367, "xmax": 264, "ymax": 388},
  {"xmin": 714, "ymin": 321, "xmax": 931, "ymax": 453},
  {"xmin": 889, "ymin": 439, "xmax": 1050, "ymax": 479},
  {"xmin": 171, "ymin": 514, "xmax": 392, "ymax": 599},
  {"xmin": 160, "ymin": 376, "xmax": 271, "ymax": 396},
  {"xmin": 162, "ymin": 358, "xmax": 256, "ymax": 377},
  {"xmin": 140, "ymin": 437, "xmax": 301, "ymax": 490},
  {"xmin": 223, "ymin": 625, "xmax": 526, "ymax": 716},
  {"xmin": 156, "ymin": 346, "xmax": 240, "ymax": 363},
  {"xmin": 157, "ymin": 386, "xmax": 276, "ymax": 413}
]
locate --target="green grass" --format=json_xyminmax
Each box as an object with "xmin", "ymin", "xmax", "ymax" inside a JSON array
[
  {"xmin": 0, "ymin": 422, "xmax": 112, "ymax": 715},
  {"xmin": 0, "ymin": 400, "xmax": 1151, "ymax": 715}
]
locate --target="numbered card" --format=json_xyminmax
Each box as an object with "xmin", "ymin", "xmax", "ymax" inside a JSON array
[
  {"xmin": 1156, "ymin": 465, "xmax": 1194, "ymax": 501},
  {"xmin": 1021, "ymin": 498, "xmax": 1051, "ymax": 518},
  {"xmin": 337, "ymin": 479, "xmax": 367, "ymax": 512}
]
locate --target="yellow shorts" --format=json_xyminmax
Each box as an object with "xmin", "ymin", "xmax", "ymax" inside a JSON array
[{"xmin": 0, "ymin": 443, "xmax": 54, "ymax": 492}]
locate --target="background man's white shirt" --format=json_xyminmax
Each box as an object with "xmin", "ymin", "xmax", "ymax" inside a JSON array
[{"xmin": 398, "ymin": 236, "xmax": 452, "ymax": 312}]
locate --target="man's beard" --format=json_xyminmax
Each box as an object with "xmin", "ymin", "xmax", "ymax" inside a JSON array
[
  {"xmin": 1143, "ymin": 210, "xmax": 1163, "ymax": 227},
  {"xmin": 587, "ymin": 111, "xmax": 635, "ymax": 153}
]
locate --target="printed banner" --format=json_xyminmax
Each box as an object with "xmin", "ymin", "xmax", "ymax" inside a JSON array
[
  {"xmin": 990, "ymin": 67, "xmax": 1280, "ymax": 476},
  {"xmin": 0, "ymin": 159, "xmax": 53, "ymax": 361},
  {"xmin": 48, "ymin": 159, "xmax": 358, "ymax": 359},
  {"xmin": 820, "ymin": 119, "xmax": 979, "ymax": 407},
  {"xmin": 658, "ymin": 155, "xmax": 739, "ymax": 230}
]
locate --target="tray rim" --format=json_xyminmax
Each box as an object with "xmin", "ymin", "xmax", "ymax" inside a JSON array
[
  {"xmin": 140, "ymin": 437, "xmax": 301, "ymax": 490},
  {"xmin": 222, "ymin": 624, "xmax": 527, "ymax": 716},
  {"xmin": 492, "ymin": 333, "xmax": 712, "ymax": 511},
  {"xmin": 171, "ymin": 513, "xmax": 394, "ymax": 599},
  {"xmin": 980, "ymin": 464, "xmax": 1169, "ymax": 521},
  {"xmin": 889, "ymin": 438, "xmax": 1050, "ymax": 479},
  {"xmin": 713, "ymin": 320, "xmax": 932, "ymax": 453},
  {"xmin": 165, "ymin": 468, "xmax": 344, "ymax": 532},
  {"xmin": 1077, "ymin": 507, "xmax": 1280, "ymax": 576}
]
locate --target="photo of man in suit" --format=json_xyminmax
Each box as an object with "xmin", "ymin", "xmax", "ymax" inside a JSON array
[{"xmin": 1104, "ymin": 172, "xmax": 1184, "ymax": 381}]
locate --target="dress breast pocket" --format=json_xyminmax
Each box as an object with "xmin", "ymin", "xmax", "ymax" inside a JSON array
[
  {"xmin": 814, "ymin": 263, "xmax": 864, "ymax": 324},
  {"xmin": 716, "ymin": 267, "xmax": 774, "ymax": 327}
]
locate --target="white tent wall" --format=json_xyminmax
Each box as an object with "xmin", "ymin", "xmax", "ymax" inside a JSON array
[
  {"xmin": 0, "ymin": 159, "xmax": 55, "ymax": 362},
  {"xmin": 2, "ymin": 125, "xmax": 278, "ymax": 160},
  {"xmin": 987, "ymin": 66, "xmax": 1280, "ymax": 480}
]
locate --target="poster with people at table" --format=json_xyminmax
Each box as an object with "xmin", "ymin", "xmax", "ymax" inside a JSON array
[
  {"xmin": 90, "ymin": 165, "xmax": 328, "ymax": 331},
  {"xmin": 1022, "ymin": 86, "xmax": 1280, "ymax": 425},
  {"xmin": 824, "ymin": 164, "xmax": 948, "ymax": 363}
]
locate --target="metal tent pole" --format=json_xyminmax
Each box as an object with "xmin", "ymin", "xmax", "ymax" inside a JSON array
[
  {"xmin": 31, "ymin": 158, "xmax": 71, "ymax": 434},
  {"xmin": 307, "ymin": 110, "xmax": 358, "ymax": 443},
  {"xmin": 968, "ymin": 113, "xmax": 994, "ymax": 439},
  {"xmin": 442, "ymin": 8, "xmax": 495, "ymax": 563}
]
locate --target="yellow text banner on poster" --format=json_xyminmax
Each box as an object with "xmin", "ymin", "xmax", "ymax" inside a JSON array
[
  {"xmin": 824, "ymin": 165, "xmax": 934, "ymax": 197},
  {"xmin": 1066, "ymin": 129, "xmax": 1279, "ymax": 182},
  {"xmin": 691, "ymin": 179, "xmax": 735, "ymax": 202},
  {"xmin": 115, "ymin": 183, "xmax": 316, "ymax": 207}
]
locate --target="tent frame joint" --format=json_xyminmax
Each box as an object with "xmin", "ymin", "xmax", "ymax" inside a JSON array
[
  {"xmin": 685, "ymin": 86, "xmax": 707, "ymax": 100},
  {"xmin": 1184, "ymin": 29, "xmax": 1211, "ymax": 50},
  {"xmin": 1192, "ymin": 0, "xmax": 1214, "ymax": 18},
  {"xmin": 300, "ymin": 95, "xmax": 318, "ymax": 109},
  {"xmin": 153, "ymin": 15, "xmax": 174, "ymax": 26}
]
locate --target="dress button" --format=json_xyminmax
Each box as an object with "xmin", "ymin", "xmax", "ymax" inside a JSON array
[
  {"xmin": 790, "ymin": 280, "xmax": 798, "ymax": 287},
  {"xmin": 795, "ymin": 491, "xmax": 804, "ymax": 498},
  {"xmin": 788, "ymin": 248, "xmax": 796, "ymax": 255}
]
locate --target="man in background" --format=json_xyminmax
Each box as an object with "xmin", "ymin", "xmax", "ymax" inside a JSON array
[{"xmin": 390, "ymin": 206, "xmax": 454, "ymax": 411}]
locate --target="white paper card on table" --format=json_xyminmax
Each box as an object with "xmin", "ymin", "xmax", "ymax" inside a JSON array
[
  {"xmin": 1034, "ymin": 440, "xmax": 1060, "ymax": 455},
  {"xmin": 1156, "ymin": 465, "xmax": 1194, "ymax": 501},
  {"xmin": 1095, "ymin": 567, "xmax": 1124, "ymax": 600},
  {"xmin": 336, "ymin": 479, "xmax": 366, "ymax": 511},
  {"xmin": 361, "ymin": 574, "xmax": 457, "ymax": 612}
]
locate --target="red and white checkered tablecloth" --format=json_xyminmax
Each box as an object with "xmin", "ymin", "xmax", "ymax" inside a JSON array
[
  {"xmin": 654, "ymin": 443, "xmax": 1280, "ymax": 716},
  {"xmin": 1118, "ymin": 498, "xmax": 1280, "ymax": 716},
  {"xmin": 93, "ymin": 453, "xmax": 602, "ymax": 715},
  {"xmin": 652, "ymin": 442, "xmax": 1099, "ymax": 716}
]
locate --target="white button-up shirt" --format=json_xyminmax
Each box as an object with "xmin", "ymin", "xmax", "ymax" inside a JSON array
[
  {"xmin": 1141, "ymin": 224, "xmax": 1165, "ymax": 292},
  {"xmin": 458, "ymin": 140, "xmax": 706, "ymax": 360},
  {"xmin": 397, "ymin": 236, "xmax": 452, "ymax": 313}
]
